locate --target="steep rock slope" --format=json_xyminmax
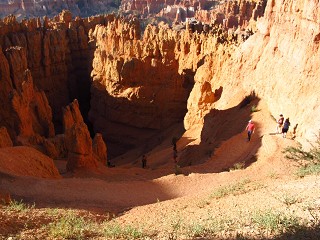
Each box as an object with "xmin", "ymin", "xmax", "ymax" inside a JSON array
[
  {"xmin": 185, "ymin": 0, "xmax": 320, "ymax": 144},
  {"xmin": 0, "ymin": 12, "xmax": 111, "ymax": 132},
  {"xmin": 89, "ymin": 19, "xmax": 227, "ymax": 156},
  {"xmin": 1, "ymin": 0, "xmax": 319, "ymax": 166},
  {"xmin": 0, "ymin": 12, "xmax": 109, "ymax": 172},
  {"xmin": 0, "ymin": 46, "xmax": 54, "ymax": 144}
]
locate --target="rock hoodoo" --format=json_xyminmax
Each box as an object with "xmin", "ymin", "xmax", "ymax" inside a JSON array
[
  {"xmin": 63, "ymin": 99, "xmax": 99, "ymax": 172},
  {"xmin": 0, "ymin": 46, "xmax": 54, "ymax": 146},
  {"xmin": 0, "ymin": 127, "xmax": 13, "ymax": 148},
  {"xmin": 93, "ymin": 133, "xmax": 107, "ymax": 164}
]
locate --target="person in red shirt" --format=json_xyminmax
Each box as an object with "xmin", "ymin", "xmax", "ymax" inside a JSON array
[{"xmin": 245, "ymin": 120, "xmax": 255, "ymax": 141}]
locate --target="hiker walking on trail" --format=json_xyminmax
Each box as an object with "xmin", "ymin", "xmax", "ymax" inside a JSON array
[
  {"xmin": 245, "ymin": 120, "xmax": 255, "ymax": 142},
  {"xmin": 173, "ymin": 149, "xmax": 178, "ymax": 163},
  {"xmin": 172, "ymin": 137, "xmax": 178, "ymax": 151},
  {"xmin": 276, "ymin": 114, "xmax": 284, "ymax": 133},
  {"xmin": 282, "ymin": 118, "xmax": 291, "ymax": 138},
  {"xmin": 142, "ymin": 155, "xmax": 147, "ymax": 168}
]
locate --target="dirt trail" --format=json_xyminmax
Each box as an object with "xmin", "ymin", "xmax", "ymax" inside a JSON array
[{"xmin": 0, "ymin": 100, "xmax": 300, "ymax": 214}]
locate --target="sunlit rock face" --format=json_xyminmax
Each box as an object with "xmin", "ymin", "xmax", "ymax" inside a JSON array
[
  {"xmin": 184, "ymin": 0, "xmax": 320, "ymax": 144},
  {"xmin": 1, "ymin": 0, "xmax": 320, "ymax": 164},
  {"xmin": 88, "ymin": 17, "xmax": 228, "ymax": 156}
]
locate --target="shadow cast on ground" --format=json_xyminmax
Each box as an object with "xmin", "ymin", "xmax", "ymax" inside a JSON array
[{"xmin": 177, "ymin": 93, "xmax": 262, "ymax": 174}]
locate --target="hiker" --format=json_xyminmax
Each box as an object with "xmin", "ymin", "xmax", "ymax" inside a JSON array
[
  {"xmin": 276, "ymin": 114, "xmax": 284, "ymax": 133},
  {"xmin": 173, "ymin": 149, "xmax": 178, "ymax": 163},
  {"xmin": 107, "ymin": 160, "xmax": 115, "ymax": 168},
  {"xmin": 142, "ymin": 155, "xmax": 147, "ymax": 168},
  {"xmin": 282, "ymin": 118, "xmax": 291, "ymax": 138},
  {"xmin": 172, "ymin": 137, "xmax": 178, "ymax": 151},
  {"xmin": 245, "ymin": 120, "xmax": 255, "ymax": 141}
]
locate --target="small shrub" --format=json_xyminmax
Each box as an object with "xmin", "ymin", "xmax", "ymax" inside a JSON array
[
  {"xmin": 103, "ymin": 221, "xmax": 145, "ymax": 239},
  {"xmin": 5, "ymin": 199, "xmax": 34, "ymax": 212},
  {"xmin": 280, "ymin": 194, "xmax": 299, "ymax": 207},
  {"xmin": 230, "ymin": 162, "xmax": 245, "ymax": 171},
  {"xmin": 48, "ymin": 212, "xmax": 95, "ymax": 239},
  {"xmin": 174, "ymin": 165, "xmax": 183, "ymax": 175},
  {"xmin": 187, "ymin": 222, "xmax": 209, "ymax": 238},
  {"xmin": 166, "ymin": 218, "xmax": 182, "ymax": 240},
  {"xmin": 251, "ymin": 104, "xmax": 260, "ymax": 112},
  {"xmin": 45, "ymin": 208, "xmax": 60, "ymax": 216},
  {"xmin": 296, "ymin": 164, "xmax": 320, "ymax": 178},
  {"xmin": 185, "ymin": 218, "xmax": 227, "ymax": 238},
  {"xmin": 196, "ymin": 199, "xmax": 210, "ymax": 208},
  {"xmin": 303, "ymin": 202, "xmax": 320, "ymax": 226},
  {"xmin": 210, "ymin": 179, "xmax": 251, "ymax": 199},
  {"xmin": 268, "ymin": 171, "xmax": 279, "ymax": 179},
  {"xmin": 283, "ymin": 131, "xmax": 320, "ymax": 177},
  {"xmin": 252, "ymin": 210, "xmax": 300, "ymax": 235}
]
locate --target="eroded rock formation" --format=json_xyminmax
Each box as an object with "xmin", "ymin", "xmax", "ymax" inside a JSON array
[
  {"xmin": 88, "ymin": 18, "xmax": 226, "ymax": 156},
  {"xmin": 184, "ymin": 0, "xmax": 320, "ymax": 144},
  {"xmin": 0, "ymin": 0, "xmax": 119, "ymax": 20},
  {"xmin": 0, "ymin": 0, "xmax": 319, "ymax": 168},
  {"xmin": 93, "ymin": 133, "xmax": 107, "ymax": 164},
  {"xmin": 0, "ymin": 46, "xmax": 54, "ymax": 145},
  {"xmin": 0, "ymin": 12, "xmax": 109, "ymax": 171},
  {"xmin": 0, "ymin": 127, "xmax": 13, "ymax": 148},
  {"xmin": 0, "ymin": 12, "xmax": 111, "ymax": 133},
  {"xmin": 63, "ymin": 99, "xmax": 98, "ymax": 171},
  {"xmin": 195, "ymin": 0, "xmax": 267, "ymax": 29}
]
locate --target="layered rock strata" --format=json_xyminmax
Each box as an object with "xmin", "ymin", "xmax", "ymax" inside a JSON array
[
  {"xmin": 184, "ymin": 0, "xmax": 320, "ymax": 143},
  {"xmin": 0, "ymin": 12, "xmax": 112, "ymax": 133},
  {"xmin": 0, "ymin": 46, "xmax": 54, "ymax": 144},
  {"xmin": 0, "ymin": 0, "xmax": 319, "ymax": 169},
  {"xmin": 88, "ymin": 18, "xmax": 226, "ymax": 156},
  {"xmin": 63, "ymin": 99, "xmax": 104, "ymax": 171},
  {"xmin": 195, "ymin": 0, "xmax": 267, "ymax": 29},
  {"xmin": 0, "ymin": 12, "xmax": 109, "ymax": 170},
  {"xmin": 0, "ymin": 0, "xmax": 119, "ymax": 20}
]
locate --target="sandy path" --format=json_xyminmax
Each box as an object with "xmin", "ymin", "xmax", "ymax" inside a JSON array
[{"xmin": 0, "ymin": 100, "xmax": 300, "ymax": 215}]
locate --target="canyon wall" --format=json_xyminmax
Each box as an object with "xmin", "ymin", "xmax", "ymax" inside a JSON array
[
  {"xmin": 0, "ymin": 0, "xmax": 118, "ymax": 20},
  {"xmin": 0, "ymin": 12, "xmax": 109, "ymax": 171},
  {"xmin": 121, "ymin": 0, "xmax": 267, "ymax": 31},
  {"xmin": 1, "ymin": 0, "xmax": 319, "ymax": 166},
  {"xmin": 195, "ymin": 0, "xmax": 267, "ymax": 28},
  {"xmin": 0, "ymin": 12, "xmax": 111, "ymax": 133},
  {"xmin": 88, "ymin": 19, "xmax": 227, "ymax": 156},
  {"xmin": 185, "ymin": 0, "xmax": 320, "ymax": 143}
]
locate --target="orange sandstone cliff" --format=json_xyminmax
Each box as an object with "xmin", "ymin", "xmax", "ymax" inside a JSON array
[
  {"xmin": 185, "ymin": 0, "xmax": 320, "ymax": 143},
  {"xmin": 0, "ymin": 0, "xmax": 319, "ymax": 169}
]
